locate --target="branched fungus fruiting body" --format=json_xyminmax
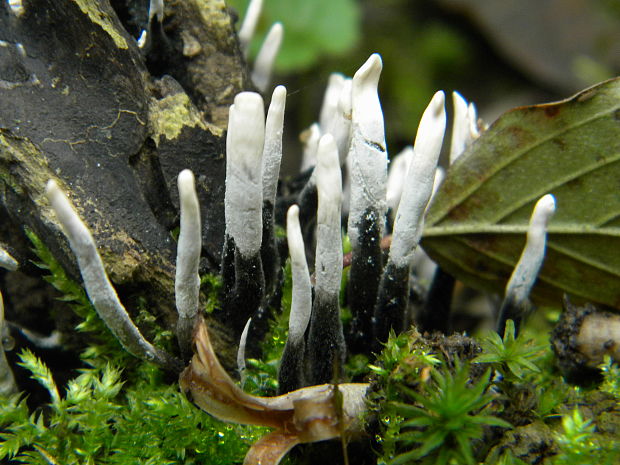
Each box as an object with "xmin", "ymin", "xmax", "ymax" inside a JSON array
[
  {"xmin": 346, "ymin": 53, "xmax": 388, "ymax": 354},
  {"xmin": 45, "ymin": 180, "xmax": 183, "ymax": 373},
  {"xmin": 175, "ymin": 169, "xmax": 202, "ymax": 359},
  {"xmin": 278, "ymin": 205, "xmax": 312, "ymax": 393},
  {"xmin": 261, "ymin": 86, "xmax": 287, "ymax": 300},
  {"xmin": 238, "ymin": 0, "xmax": 263, "ymax": 56},
  {"xmin": 307, "ymin": 134, "xmax": 346, "ymax": 385},
  {"xmin": 374, "ymin": 91, "xmax": 446, "ymax": 343},
  {"xmin": 251, "ymin": 22, "xmax": 283, "ymax": 93},
  {"xmin": 497, "ymin": 194, "xmax": 556, "ymax": 334},
  {"xmin": 222, "ymin": 92, "xmax": 267, "ymax": 339}
]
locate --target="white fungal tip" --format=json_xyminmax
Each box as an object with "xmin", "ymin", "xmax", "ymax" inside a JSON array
[
  {"xmin": 319, "ymin": 73, "xmax": 346, "ymax": 132},
  {"xmin": 316, "ymin": 133, "xmax": 342, "ymax": 220},
  {"xmin": 251, "ymin": 22, "xmax": 284, "ymax": 93},
  {"xmin": 238, "ymin": 0, "xmax": 264, "ymax": 54},
  {"xmin": 149, "ymin": 0, "xmax": 164, "ymax": 22},
  {"xmin": 505, "ymin": 194, "xmax": 557, "ymax": 304},
  {"xmin": 386, "ymin": 146, "xmax": 414, "ymax": 212},
  {"xmin": 262, "ymin": 85, "xmax": 286, "ymax": 203},
  {"xmin": 413, "ymin": 91, "xmax": 446, "ymax": 165},
  {"xmin": 450, "ymin": 91, "xmax": 469, "ymax": 164},
  {"xmin": 178, "ymin": 169, "xmax": 195, "ymax": 199},
  {"xmin": 286, "ymin": 204, "xmax": 312, "ymax": 342},
  {"xmin": 300, "ymin": 123, "xmax": 321, "ymax": 172},
  {"xmin": 0, "ymin": 247, "xmax": 18, "ymax": 271},
  {"xmin": 7, "ymin": 0, "xmax": 24, "ymax": 16},
  {"xmin": 354, "ymin": 53, "xmax": 383, "ymax": 85},
  {"xmin": 225, "ymin": 92, "xmax": 265, "ymax": 256},
  {"xmin": 137, "ymin": 30, "xmax": 148, "ymax": 48},
  {"xmin": 533, "ymin": 194, "xmax": 556, "ymax": 221},
  {"xmin": 316, "ymin": 134, "xmax": 340, "ymax": 179},
  {"xmin": 228, "ymin": 92, "xmax": 266, "ymax": 170}
]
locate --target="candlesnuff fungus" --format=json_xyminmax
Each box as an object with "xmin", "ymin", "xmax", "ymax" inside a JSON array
[
  {"xmin": 373, "ymin": 91, "xmax": 446, "ymax": 344},
  {"xmin": 346, "ymin": 53, "xmax": 388, "ymax": 353},
  {"xmin": 307, "ymin": 134, "xmax": 346, "ymax": 385},
  {"xmin": 45, "ymin": 180, "xmax": 184, "ymax": 373},
  {"xmin": 251, "ymin": 22, "xmax": 284, "ymax": 93},
  {"xmin": 449, "ymin": 91, "xmax": 481, "ymax": 165},
  {"xmin": 278, "ymin": 205, "xmax": 312, "ymax": 393},
  {"xmin": 261, "ymin": 85, "xmax": 287, "ymax": 299},
  {"xmin": 238, "ymin": 0, "xmax": 263, "ymax": 57},
  {"xmin": 175, "ymin": 169, "xmax": 202, "ymax": 359},
  {"xmin": 222, "ymin": 91, "xmax": 267, "ymax": 338},
  {"xmin": 497, "ymin": 194, "xmax": 556, "ymax": 334}
]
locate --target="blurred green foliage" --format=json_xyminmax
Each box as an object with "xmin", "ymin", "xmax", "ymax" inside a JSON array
[{"xmin": 227, "ymin": 0, "xmax": 361, "ymax": 72}]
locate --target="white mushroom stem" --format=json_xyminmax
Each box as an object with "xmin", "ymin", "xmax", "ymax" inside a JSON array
[
  {"xmin": 175, "ymin": 169, "xmax": 202, "ymax": 357},
  {"xmin": 389, "ymin": 91, "xmax": 446, "ymax": 268},
  {"xmin": 0, "ymin": 291, "xmax": 18, "ymax": 396},
  {"xmin": 262, "ymin": 86, "xmax": 287, "ymax": 205},
  {"xmin": 251, "ymin": 22, "xmax": 283, "ymax": 93},
  {"xmin": 314, "ymin": 134, "xmax": 343, "ymax": 297},
  {"xmin": 505, "ymin": 194, "xmax": 556, "ymax": 305},
  {"xmin": 225, "ymin": 92, "xmax": 265, "ymax": 257},
  {"xmin": 286, "ymin": 205, "xmax": 312, "ymax": 344},
  {"xmin": 347, "ymin": 53, "xmax": 388, "ymax": 249},
  {"xmin": 45, "ymin": 180, "xmax": 182, "ymax": 372},
  {"xmin": 238, "ymin": 0, "xmax": 263, "ymax": 56}
]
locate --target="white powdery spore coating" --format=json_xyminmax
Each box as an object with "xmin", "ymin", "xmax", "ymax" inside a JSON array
[
  {"xmin": 386, "ymin": 146, "xmax": 413, "ymax": 212},
  {"xmin": 390, "ymin": 91, "xmax": 446, "ymax": 268},
  {"xmin": 286, "ymin": 205, "xmax": 312, "ymax": 343},
  {"xmin": 262, "ymin": 85, "xmax": 287, "ymax": 205},
  {"xmin": 329, "ymin": 78, "xmax": 353, "ymax": 164},
  {"xmin": 148, "ymin": 0, "xmax": 164, "ymax": 22},
  {"xmin": 45, "ymin": 180, "xmax": 160, "ymax": 361},
  {"xmin": 300, "ymin": 123, "xmax": 321, "ymax": 172},
  {"xmin": 319, "ymin": 73, "xmax": 345, "ymax": 133},
  {"xmin": 251, "ymin": 22, "xmax": 283, "ymax": 93},
  {"xmin": 347, "ymin": 53, "xmax": 388, "ymax": 249},
  {"xmin": 238, "ymin": 0, "xmax": 263, "ymax": 55},
  {"xmin": 225, "ymin": 92, "xmax": 265, "ymax": 257},
  {"xmin": 314, "ymin": 134, "xmax": 343, "ymax": 297},
  {"xmin": 506, "ymin": 194, "xmax": 556, "ymax": 304},
  {"xmin": 175, "ymin": 169, "xmax": 201, "ymax": 320}
]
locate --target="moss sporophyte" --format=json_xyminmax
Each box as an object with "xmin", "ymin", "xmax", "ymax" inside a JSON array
[{"xmin": 1, "ymin": 0, "xmax": 620, "ymax": 464}]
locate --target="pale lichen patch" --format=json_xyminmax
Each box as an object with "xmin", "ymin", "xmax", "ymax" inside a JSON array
[
  {"xmin": 148, "ymin": 93, "xmax": 221, "ymax": 146},
  {"xmin": 72, "ymin": 0, "xmax": 129, "ymax": 50}
]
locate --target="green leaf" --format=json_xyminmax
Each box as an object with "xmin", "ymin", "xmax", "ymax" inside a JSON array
[
  {"xmin": 423, "ymin": 78, "xmax": 620, "ymax": 309},
  {"xmin": 228, "ymin": 0, "xmax": 360, "ymax": 72}
]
